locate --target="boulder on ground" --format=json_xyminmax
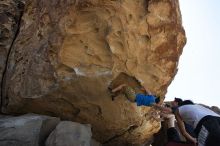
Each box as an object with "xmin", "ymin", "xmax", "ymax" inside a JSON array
[
  {"xmin": 1, "ymin": 0, "xmax": 186, "ymax": 145},
  {"xmin": 0, "ymin": 113, "xmax": 60, "ymax": 146},
  {"xmin": 46, "ymin": 121, "xmax": 92, "ymax": 146}
]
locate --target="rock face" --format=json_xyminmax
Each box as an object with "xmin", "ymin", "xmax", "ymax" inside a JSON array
[
  {"xmin": 46, "ymin": 121, "xmax": 92, "ymax": 146},
  {"xmin": 0, "ymin": 0, "xmax": 24, "ymax": 105},
  {"xmin": 0, "ymin": 114, "xmax": 60, "ymax": 146},
  {"xmin": 211, "ymin": 106, "xmax": 220, "ymax": 115},
  {"xmin": 1, "ymin": 0, "xmax": 186, "ymax": 145}
]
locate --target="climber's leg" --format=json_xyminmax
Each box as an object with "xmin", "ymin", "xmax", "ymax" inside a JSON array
[
  {"xmin": 124, "ymin": 86, "xmax": 136, "ymax": 102},
  {"xmin": 111, "ymin": 84, "xmax": 127, "ymax": 92}
]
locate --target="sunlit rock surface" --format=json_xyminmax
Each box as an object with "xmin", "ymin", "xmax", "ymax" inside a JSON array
[{"xmin": 1, "ymin": 0, "xmax": 186, "ymax": 145}]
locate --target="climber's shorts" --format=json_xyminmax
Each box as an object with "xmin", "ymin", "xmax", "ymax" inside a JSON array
[{"xmin": 123, "ymin": 86, "xmax": 136, "ymax": 102}]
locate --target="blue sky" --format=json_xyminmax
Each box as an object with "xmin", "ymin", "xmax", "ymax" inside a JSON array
[{"xmin": 166, "ymin": 0, "xmax": 220, "ymax": 107}]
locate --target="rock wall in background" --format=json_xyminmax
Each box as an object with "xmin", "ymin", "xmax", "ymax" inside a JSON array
[{"xmin": 0, "ymin": 0, "xmax": 186, "ymax": 145}]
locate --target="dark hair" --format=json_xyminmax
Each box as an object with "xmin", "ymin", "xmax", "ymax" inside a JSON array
[
  {"xmin": 174, "ymin": 97, "xmax": 183, "ymax": 105},
  {"xmin": 155, "ymin": 97, "xmax": 160, "ymax": 104},
  {"xmin": 165, "ymin": 103, "xmax": 171, "ymax": 108},
  {"xmin": 179, "ymin": 100, "xmax": 194, "ymax": 106}
]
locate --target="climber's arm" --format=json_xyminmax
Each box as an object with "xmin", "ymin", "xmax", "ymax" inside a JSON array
[
  {"xmin": 111, "ymin": 84, "xmax": 127, "ymax": 92},
  {"xmin": 175, "ymin": 110, "xmax": 197, "ymax": 145},
  {"xmin": 152, "ymin": 104, "xmax": 173, "ymax": 114}
]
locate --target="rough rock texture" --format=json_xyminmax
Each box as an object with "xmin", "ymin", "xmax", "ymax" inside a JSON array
[
  {"xmin": 0, "ymin": 113, "xmax": 60, "ymax": 146},
  {"xmin": 211, "ymin": 106, "xmax": 220, "ymax": 115},
  {"xmin": 46, "ymin": 121, "xmax": 92, "ymax": 146},
  {"xmin": 1, "ymin": 0, "xmax": 186, "ymax": 145},
  {"xmin": 0, "ymin": 0, "xmax": 25, "ymax": 106}
]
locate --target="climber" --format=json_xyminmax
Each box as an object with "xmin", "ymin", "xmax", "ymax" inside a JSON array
[
  {"xmin": 111, "ymin": 83, "xmax": 160, "ymax": 106},
  {"xmin": 175, "ymin": 100, "xmax": 220, "ymax": 146}
]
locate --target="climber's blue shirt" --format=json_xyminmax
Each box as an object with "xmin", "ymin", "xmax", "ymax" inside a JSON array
[{"xmin": 135, "ymin": 94, "xmax": 156, "ymax": 106}]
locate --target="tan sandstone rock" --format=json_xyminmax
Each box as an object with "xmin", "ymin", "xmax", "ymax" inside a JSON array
[{"xmin": 1, "ymin": 0, "xmax": 186, "ymax": 145}]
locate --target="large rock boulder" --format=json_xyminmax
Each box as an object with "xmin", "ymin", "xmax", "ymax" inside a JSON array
[
  {"xmin": 46, "ymin": 121, "xmax": 92, "ymax": 146},
  {"xmin": 0, "ymin": 114, "xmax": 60, "ymax": 146},
  {"xmin": 1, "ymin": 0, "xmax": 186, "ymax": 145}
]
